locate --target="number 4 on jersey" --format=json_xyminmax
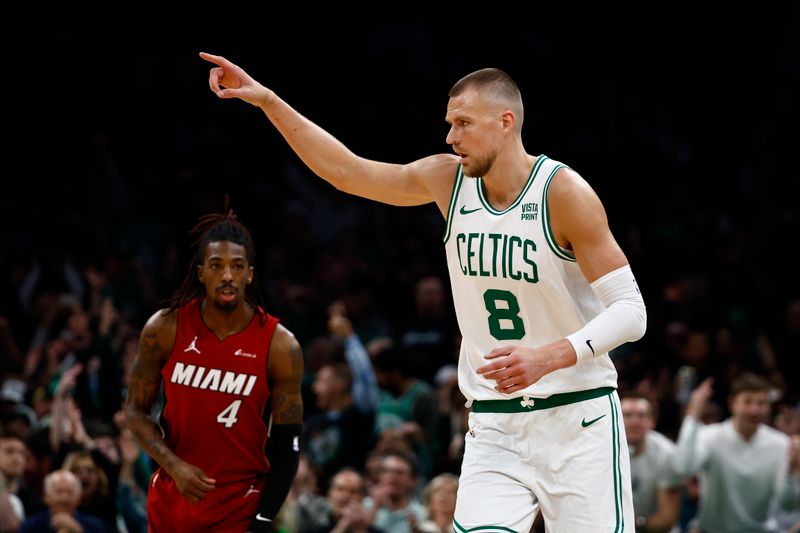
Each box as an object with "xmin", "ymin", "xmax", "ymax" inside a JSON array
[{"xmin": 216, "ymin": 399, "xmax": 242, "ymax": 428}]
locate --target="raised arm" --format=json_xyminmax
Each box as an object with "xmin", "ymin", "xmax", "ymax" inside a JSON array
[
  {"xmin": 125, "ymin": 310, "xmax": 216, "ymax": 503},
  {"xmin": 673, "ymin": 378, "xmax": 714, "ymax": 477},
  {"xmin": 248, "ymin": 325, "xmax": 304, "ymax": 532},
  {"xmin": 328, "ymin": 302, "xmax": 379, "ymax": 413},
  {"xmin": 199, "ymin": 52, "xmax": 457, "ymax": 213}
]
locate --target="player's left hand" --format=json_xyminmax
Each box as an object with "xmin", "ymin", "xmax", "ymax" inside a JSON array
[{"xmin": 477, "ymin": 345, "xmax": 555, "ymax": 394}]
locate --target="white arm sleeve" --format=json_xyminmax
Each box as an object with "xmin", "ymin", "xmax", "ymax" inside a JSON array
[{"xmin": 565, "ymin": 264, "xmax": 646, "ymax": 365}]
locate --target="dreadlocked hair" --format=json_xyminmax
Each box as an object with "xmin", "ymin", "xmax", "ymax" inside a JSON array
[{"xmin": 164, "ymin": 196, "xmax": 267, "ymax": 319}]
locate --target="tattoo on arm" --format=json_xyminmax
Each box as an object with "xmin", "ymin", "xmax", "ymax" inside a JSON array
[
  {"xmin": 125, "ymin": 328, "xmax": 179, "ymax": 470},
  {"xmin": 271, "ymin": 340, "xmax": 304, "ymax": 425}
]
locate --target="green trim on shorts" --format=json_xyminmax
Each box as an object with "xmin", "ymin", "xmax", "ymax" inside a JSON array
[
  {"xmin": 453, "ymin": 518, "xmax": 519, "ymax": 533},
  {"xmin": 470, "ymin": 387, "xmax": 614, "ymax": 413},
  {"xmin": 609, "ymin": 394, "xmax": 624, "ymax": 532}
]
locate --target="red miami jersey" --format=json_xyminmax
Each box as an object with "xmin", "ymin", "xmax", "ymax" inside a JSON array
[{"xmin": 159, "ymin": 299, "xmax": 279, "ymax": 485}]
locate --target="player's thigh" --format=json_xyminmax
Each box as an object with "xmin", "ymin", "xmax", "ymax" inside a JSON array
[
  {"xmin": 539, "ymin": 393, "xmax": 633, "ymax": 532},
  {"xmin": 454, "ymin": 414, "xmax": 539, "ymax": 533},
  {"xmin": 454, "ymin": 467, "xmax": 539, "ymax": 533},
  {"xmin": 147, "ymin": 472, "xmax": 262, "ymax": 532}
]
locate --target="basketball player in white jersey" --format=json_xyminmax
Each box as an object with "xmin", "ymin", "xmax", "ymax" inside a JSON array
[{"xmin": 201, "ymin": 52, "xmax": 647, "ymax": 532}]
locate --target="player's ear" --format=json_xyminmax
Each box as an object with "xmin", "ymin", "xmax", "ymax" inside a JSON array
[
  {"xmin": 197, "ymin": 264, "xmax": 204, "ymax": 282},
  {"xmin": 501, "ymin": 110, "xmax": 515, "ymax": 132},
  {"xmin": 247, "ymin": 266, "xmax": 254, "ymax": 284}
]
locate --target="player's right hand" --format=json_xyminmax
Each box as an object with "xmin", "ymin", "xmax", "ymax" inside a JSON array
[{"xmin": 170, "ymin": 460, "xmax": 216, "ymax": 503}]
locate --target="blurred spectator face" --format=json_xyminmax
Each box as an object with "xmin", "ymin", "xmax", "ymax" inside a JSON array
[
  {"xmin": 0, "ymin": 436, "xmax": 27, "ymax": 479},
  {"xmin": 379, "ymin": 455, "xmax": 415, "ymax": 499},
  {"xmin": 312, "ymin": 366, "xmax": 347, "ymax": 411},
  {"xmin": 685, "ymin": 332, "xmax": 710, "ymax": 366},
  {"xmin": 426, "ymin": 475, "xmax": 457, "ymax": 520},
  {"xmin": 729, "ymin": 390, "xmax": 770, "ymax": 436},
  {"xmin": 328, "ymin": 470, "xmax": 364, "ymax": 514},
  {"xmin": 415, "ymin": 277, "xmax": 444, "ymax": 315},
  {"xmin": 44, "ymin": 470, "xmax": 82, "ymax": 514},
  {"xmin": 621, "ymin": 398, "xmax": 654, "ymax": 447},
  {"xmin": 68, "ymin": 456, "xmax": 100, "ymax": 499}
]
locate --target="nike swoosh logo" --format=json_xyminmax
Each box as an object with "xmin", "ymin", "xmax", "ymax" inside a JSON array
[
  {"xmin": 255, "ymin": 514, "xmax": 272, "ymax": 522},
  {"xmin": 581, "ymin": 414, "xmax": 606, "ymax": 428},
  {"xmin": 459, "ymin": 205, "xmax": 482, "ymax": 215},
  {"xmin": 586, "ymin": 339, "xmax": 595, "ymax": 355}
]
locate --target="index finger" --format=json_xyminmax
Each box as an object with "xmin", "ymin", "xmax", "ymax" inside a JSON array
[{"xmin": 199, "ymin": 52, "xmax": 229, "ymax": 67}]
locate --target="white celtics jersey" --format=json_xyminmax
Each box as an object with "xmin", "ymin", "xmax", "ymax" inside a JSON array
[{"xmin": 443, "ymin": 154, "xmax": 618, "ymax": 401}]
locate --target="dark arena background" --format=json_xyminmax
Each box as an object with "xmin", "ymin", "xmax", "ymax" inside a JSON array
[{"xmin": 4, "ymin": 4, "xmax": 800, "ymax": 533}]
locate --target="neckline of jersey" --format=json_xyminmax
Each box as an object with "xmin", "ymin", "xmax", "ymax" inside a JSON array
[
  {"xmin": 476, "ymin": 154, "xmax": 547, "ymax": 215},
  {"xmin": 195, "ymin": 298, "xmax": 258, "ymax": 342}
]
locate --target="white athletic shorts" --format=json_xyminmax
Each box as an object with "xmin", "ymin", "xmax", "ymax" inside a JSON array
[{"xmin": 454, "ymin": 388, "xmax": 634, "ymax": 532}]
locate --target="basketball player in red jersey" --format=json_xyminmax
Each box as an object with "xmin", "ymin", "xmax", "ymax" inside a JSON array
[{"xmin": 125, "ymin": 206, "xmax": 302, "ymax": 532}]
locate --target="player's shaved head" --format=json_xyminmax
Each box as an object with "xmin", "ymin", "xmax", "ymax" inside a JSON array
[{"xmin": 449, "ymin": 68, "xmax": 524, "ymax": 130}]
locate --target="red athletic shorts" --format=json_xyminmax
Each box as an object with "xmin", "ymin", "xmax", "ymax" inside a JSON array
[{"xmin": 147, "ymin": 469, "xmax": 264, "ymax": 532}]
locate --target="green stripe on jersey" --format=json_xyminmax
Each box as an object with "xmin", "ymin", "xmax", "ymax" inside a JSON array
[
  {"xmin": 541, "ymin": 164, "xmax": 577, "ymax": 261},
  {"xmin": 476, "ymin": 155, "xmax": 548, "ymax": 215},
  {"xmin": 443, "ymin": 164, "xmax": 464, "ymax": 244}
]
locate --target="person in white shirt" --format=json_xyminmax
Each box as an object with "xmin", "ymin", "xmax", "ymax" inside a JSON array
[
  {"xmin": 621, "ymin": 393, "xmax": 681, "ymax": 532},
  {"xmin": 674, "ymin": 372, "xmax": 798, "ymax": 532}
]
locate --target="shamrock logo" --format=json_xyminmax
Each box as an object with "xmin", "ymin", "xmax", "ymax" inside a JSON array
[{"xmin": 520, "ymin": 395, "xmax": 535, "ymax": 409}]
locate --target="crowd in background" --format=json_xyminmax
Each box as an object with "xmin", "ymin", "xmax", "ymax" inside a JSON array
[{"xmin": 0, "ymin": 202, "xmax": 798, "ymax": 531}]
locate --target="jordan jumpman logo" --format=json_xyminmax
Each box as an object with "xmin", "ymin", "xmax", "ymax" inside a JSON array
[{"xmin": 184, "ymin": 336, "xmax": 201, "ymax": 354}]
